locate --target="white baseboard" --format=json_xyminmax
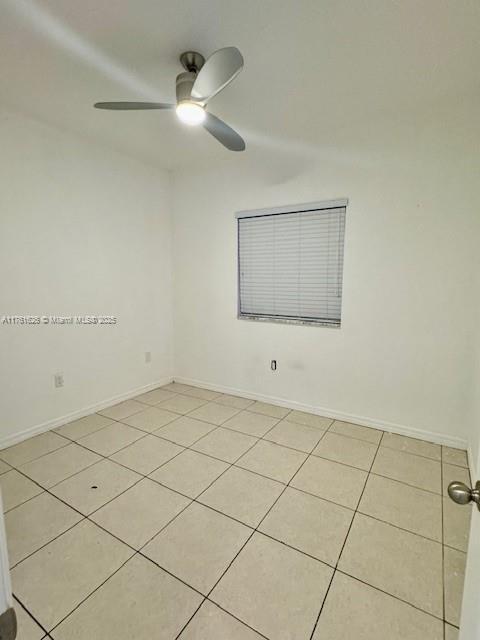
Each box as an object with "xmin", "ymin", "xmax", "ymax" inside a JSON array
[
  {"xmin": 174, "ymin": 376, "xmax": 468, "ymax": 450},
  {"xmin": 3, "ymin": 372, "xmax": 470, "ymax": 457},
  {"xmin": 0, "ymin": 376, "xmax": 174, "ymax": 450}
]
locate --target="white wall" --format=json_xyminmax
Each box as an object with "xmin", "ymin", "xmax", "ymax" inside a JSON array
[
  {"xmin": 172, "ymin": 103, "xmax": 479, "ymax": 447},
  {"xmin": 0, "ymin": 110, "xmax": 173, "ymax": 446},
  {"xmin": 2, "ymin": 101, "xmax": 478, "ymax": 451}
]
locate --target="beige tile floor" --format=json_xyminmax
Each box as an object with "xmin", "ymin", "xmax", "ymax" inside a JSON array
[{"xmin": 1, "ymin": 382, "xmax": 471, "ymax": 639}]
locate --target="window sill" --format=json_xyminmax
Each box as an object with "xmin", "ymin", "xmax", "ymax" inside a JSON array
[{"xmin": 237, "ymin": 314, "xmax": 341, "ymax": 328}]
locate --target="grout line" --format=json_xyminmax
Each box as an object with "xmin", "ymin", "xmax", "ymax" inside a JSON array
[
  {"xmin": 10, "ymin": 411, "xmax": 272, "ymax": 633},
  {"xmin": 45, "ymin": 551, "xmax": 138, "ymax": 635},
  {"xmin": 441, "ymin": 446, "xmax": 446, "ymax": 640},
  {"xmin": 122, "ymin": 394, "xmax": 469, "ymax": 631},
  {"xmin": 200, "ymin": 600, "xmax": 271, "ymax": 639},
  {"xmin": 364, "ymin": 469, "xmax": 442, "ymax": 496},
  {"xmin": 188, "ymin": 442, "xmax": 268, "ymax": 502},
  {"xmin": 22, "ymin": 451, "xmax": 106, "ymax": 487},
  {"xmin": 153, "ymin": 400, "xmax": 211, "ymax": 414},
  {"xmin": 164, "ymin": 388, "xmax": 223, "ymax": 403},
  {"xmin": 0, "ymin": 438, "xmax": 71, "ymax": 470},
  {"xmin": 134, "ymin": 390, "xmax": 180, "ymax": 403},
  {"xmin": 11, "ymin": 461, "xmax": 451, "ymax": 634},
  {"xmin": 339, "ymin": 428, "xmax": 383, "ymax": 552},
  {"xmin": 9, "ymin": 514, "xmax": 88, "ymax": 571},
  {"xmin": 8, "ymin": 428, "xmax": 214, "ymax": 569},
  {"xmin": 244, "ymin": 407, "xmax": 292, "ymax": 420},
  {"xmin": 308, "ymin": 571, "xmax": 336, "ymax": 640},
  {"xmin": 440, "ymin": 461, "xmax": 470, "ymax": 471},
  {"xmin": 35, "ymin": 501, "xmax": 201, "ymax": 634},
  {"xmin": 153, "ymin": 422, "xmax": 219, "ymax": 447},
  {"xmin": 325, "ymin": 421, "xmax": 379, "ymax": 442},
  {"xmin": 180, "ymin": 400, "xmax": 244, "ymax": 424},
  {"xmin": 0, "ymin": 388, "xmax": 468, "ymax": 462},
  {"xmin": 7, "ymin": 435, "xmax": 165, "ymax": 515},
  {"xmin": 354, "ymin": 510, "xmax": 443, "ymax": 546},
  {"xmin": 328, "ymin": 424, "xmax": 465, "ymax": 466},
  {"xmin": 7, "ymin": 421, "xmax": 232, "ymax": 525},
  {"xmin": 14, "ymin": 595, "xmax": 50, "ymax": 638},
  {"xmin": 5, "ymin": 412, "xmax": 456, "ymax": 558},
  {"xmin": 175, "ymin": 430, "xmax": 318, "ymax": 639},
  {"xmin": 96, "ymin": 399, "xmax": 150, "ymax": 420},
  {"xmin": 138, "ymin": 432, "xmax": 265, "ymax": 554},
  {"xmin": 369, "ymin": 469, "xmax": 442, "ymax": 497},
  {"xmin": 253, "ymin": 527, "xmax": 343, "ymax": 570},
  {"xmin": 334, "ymin": 567, "xmax": 446, "ymax": 622},
  {"xmin": 306, "ymin": 450, "xmax": 375, "ymax": 474},
  {"xmin": 308, "ymin": 427, "xmax": 385, "ymax": 639},
  {"xmin": 379, "ymin": 442, "xmax": 442, "ymax": 463},
  {"xmin": 7, "ymin": 405, "xmax": 452, "ymax": 561},
  {"xmin": 52, "ymin": 411, "xmax": 219, "ymax": 481},
  {"xmin": 0, "ymin": 390, "xmax": 449, "ymax": 487},
  {"xmin": 2, "ymin": 475, "xmax": 44, "ymax": 514},
  {"xmin": 6, "ymin": 383, "xmax": 470, "ymax": 636},
  {"xmin": 443, "ymin": 541, "xmax": 469, "ymax": 554},
  {"xmin": 53, "ymin": 418, "xmax": 116, "ymax": 441},
  {"xmin": 332, "ymin": 433, "xmax": 461, "ymax": 627}
]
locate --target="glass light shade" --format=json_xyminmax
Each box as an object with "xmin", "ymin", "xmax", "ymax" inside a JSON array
[{"xmin": 176, "ymin": 101, "xmax": 206, "ymax": 126}]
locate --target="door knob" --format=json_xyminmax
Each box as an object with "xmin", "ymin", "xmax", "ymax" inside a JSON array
[{"xmin": 448, "ymin": 480, "xmax": 480, "ymax": 511}]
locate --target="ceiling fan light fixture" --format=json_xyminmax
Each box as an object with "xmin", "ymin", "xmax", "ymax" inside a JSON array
[
  {"xmin": 93, "ymin": 47, "xmax": 245, "ymax": 150},
  {"xmin": 175, "ymin": 101, "xmax": 206, "ymax": 126}
]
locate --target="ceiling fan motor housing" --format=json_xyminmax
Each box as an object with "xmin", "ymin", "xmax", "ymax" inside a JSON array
[
  {"xmin": 176, "ymin": 71, "xmax": 199, "ymax": 105},
  {"xmin": 179, "ymin": 51, "xmax": 205, "ymax": 73}
]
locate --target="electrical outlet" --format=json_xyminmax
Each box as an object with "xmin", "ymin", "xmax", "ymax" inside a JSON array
[
  {"xmin": 54, "ymin": 373, "xmax": 64, "ymax": 388},
  {"xmin": 271, "ymin": 360, "xmax": 277, "ymax": 371},
  {"xmin": 145, "ymin": 351, "xmax": 152, "ymax": 363}
]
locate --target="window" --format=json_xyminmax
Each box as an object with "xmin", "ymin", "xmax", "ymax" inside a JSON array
[{"xmin": 237, "ymin": 199, "xmax": 347, "ymax": 327}]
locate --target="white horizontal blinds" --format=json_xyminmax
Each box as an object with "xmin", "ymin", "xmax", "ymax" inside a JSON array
[{"xmin": 238, "ymin": 206, "xmax": 346, "ymax": 324}]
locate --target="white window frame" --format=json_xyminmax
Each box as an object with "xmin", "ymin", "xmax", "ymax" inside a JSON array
[{"xmin": 236, "ymin": 198, "xmax": 348, "ymax": 327}]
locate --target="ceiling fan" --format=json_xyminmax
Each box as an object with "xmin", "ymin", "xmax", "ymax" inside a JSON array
[{"xmin": 94, "ymin": 47, "xmax": 245, "ymax": 152}]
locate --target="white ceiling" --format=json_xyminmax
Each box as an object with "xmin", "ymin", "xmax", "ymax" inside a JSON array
[{"xmin": 2, "ymin": 0, "xmax": 479, "ymax": 170}]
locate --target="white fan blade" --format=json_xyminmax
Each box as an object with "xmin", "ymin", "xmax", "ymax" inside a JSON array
[
  {"xmin": 94, "ymin": 102, "xmax": 174, "ymax": 110},
  {"xmin": 191, "ymin": 47, "xmax": 243, "ymax": 103},
  {"xmin": 203, "ymin": 112, "xmax": 245, "ymax": 151}
]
